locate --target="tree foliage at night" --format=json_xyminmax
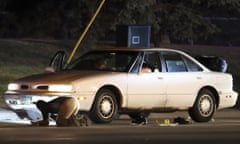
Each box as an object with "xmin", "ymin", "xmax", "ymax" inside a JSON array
[{"xmin": 0, "ymin": 0, "xmax": 239, "ymax": 47}]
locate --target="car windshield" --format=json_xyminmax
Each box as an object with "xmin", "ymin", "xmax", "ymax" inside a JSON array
[{"xmin": 67, "ymin": 51, "xmax": 139, "ymax": 72}]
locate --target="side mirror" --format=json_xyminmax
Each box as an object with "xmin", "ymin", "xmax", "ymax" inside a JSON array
[{"xmin": 48, "ymin": 51, "xmax": 66, "ymax": 72}]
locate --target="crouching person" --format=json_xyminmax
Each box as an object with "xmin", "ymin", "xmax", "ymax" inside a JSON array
[{"xmin": 32, "ymin": 97, "xmax": 81, "ymax": 127}]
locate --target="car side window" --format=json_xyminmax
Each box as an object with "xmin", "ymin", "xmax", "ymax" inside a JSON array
[
  {"xmin": 142, "ymin": 52, "xmax": 162, "ymax": 73},
  {"xmin": 161, "ymin": 52, "xmax": 187, "ymax": 72},
  {"xmin": 182, "ymin": 56, "xmax": 203, "ymax": 72},
  {"xmin": 130, "ymin": 53, "xmax": 144, "ymax": 73}
]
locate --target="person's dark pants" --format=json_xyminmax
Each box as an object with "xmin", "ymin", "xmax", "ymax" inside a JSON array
[
  {"xmin": 36, "ymin": 97, "xmax": 69, "ymax": 120},
  {"xmin": 36, "ymin": 97, "xmax": 80, "ymax": 126}
]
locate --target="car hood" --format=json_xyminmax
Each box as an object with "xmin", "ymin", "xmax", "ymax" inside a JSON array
[{"xmin": 11, "ymin": 70, "xmax": 116, "ymax": 84}]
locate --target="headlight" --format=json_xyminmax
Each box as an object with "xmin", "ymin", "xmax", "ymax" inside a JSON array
[
  {"xmin": 48, "ymin": 85, "xmax": 72, "ymax": 92},
  {"xmin": 8, "ymin": 83, "xmax": 19, "ymax": 90}
]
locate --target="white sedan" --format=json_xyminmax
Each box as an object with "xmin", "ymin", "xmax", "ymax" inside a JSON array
[{"xmin": 4, "ymin": 48, "xmax": 238, "ymax": 123}]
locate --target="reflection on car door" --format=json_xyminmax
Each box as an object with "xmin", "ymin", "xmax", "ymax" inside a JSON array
[
  {"xmin": 127, "ymin": 72, "xmax": 167, "ymax": 109},
  {"xmin": 163, "ymin": 72, "xmax": 203, "ymax": 108}
]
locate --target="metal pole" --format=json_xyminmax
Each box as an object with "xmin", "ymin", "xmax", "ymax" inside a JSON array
[{"xmin": 66, "ymin": 0, "xmax": 106, "ymax": 64}]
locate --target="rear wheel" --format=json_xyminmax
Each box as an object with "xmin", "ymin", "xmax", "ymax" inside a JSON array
[
  {"xmin": 89, "ymin": 89, "xmax": 118, "ymax": 123},
  {"xmin": 189, "ymin": 89, "xmax": 216, "ymax": 122}
]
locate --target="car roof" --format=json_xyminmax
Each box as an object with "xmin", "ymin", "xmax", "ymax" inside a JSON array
[
  {"xmin": 92, "ymin": 47, "xmax": 210, "ymax": 71},
  {"xmin": 93, "ymin": 47, "xmax": 185, "ymax": 53}
]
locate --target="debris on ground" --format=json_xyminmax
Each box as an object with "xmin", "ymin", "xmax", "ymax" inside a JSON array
[
  {"xmin": 173, "ymin": 117, "xmax": 192, "ymax": 124},
  {"xmin": 155, "ymin": 116, "xmax": 193, "ymax": 126}
]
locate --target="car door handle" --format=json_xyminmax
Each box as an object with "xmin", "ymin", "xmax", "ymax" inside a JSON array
[
  {"xmin": 196, "ymin": 76, "xmax": 202, "ymax": 80},
  {"xmin": 158, "ymin": 77, "xmax": 164, "ymax": 80}
]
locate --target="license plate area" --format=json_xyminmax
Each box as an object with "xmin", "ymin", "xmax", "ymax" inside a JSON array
[
  {"xmin": 5, "ymin": 95, "xmax": 58, "ymax": 105},
  {"xmin": 6, "ymin": 95, "xmax": 32, "ymax": 105}
]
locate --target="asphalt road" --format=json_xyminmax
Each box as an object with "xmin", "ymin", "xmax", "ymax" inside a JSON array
[{"xmin": 0, "ymin": 109, "xmax": 239, "ymax": 144}]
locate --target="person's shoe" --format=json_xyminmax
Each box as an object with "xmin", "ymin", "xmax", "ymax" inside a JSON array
[
  {"xmin": 31, "ymin": 120, "xmax": 49, "ymax": 126},
  {"xmin": 131, "ymin": 118, "xmax": 148, "ymax": 126},
  {"xmin": 68, "ymin": 115, "xmax": 90, "ymax": 127},
  {"xmin": 56, "ymin": 118, "xmax": 71, "ymax": 127},
  {"xmin": 56, "ymin": 116, "xmax": 88, "ymax": 127},
  {"xmin": 77, "ymin": 115, "xmax": 90, "ymax": 126}
]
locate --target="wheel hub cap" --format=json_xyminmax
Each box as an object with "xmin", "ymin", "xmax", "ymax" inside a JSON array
[
  {"xmin": 199, "ymin": 95, "xmax": 213, "ymax": 116},
  {"xmin": 201, "ymin": 99, "xmax": 211, "ymax": 112},
  {"xmin": 101, "ymin": 100, "xmax": 111, "ymax": 114}
]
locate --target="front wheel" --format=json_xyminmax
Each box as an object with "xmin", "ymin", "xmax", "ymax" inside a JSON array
[
  {"xmin": 189, "ymin": 89, "xmax": 216, "ymax": 122},
  {"xmin": 89, "ymin": 89, "xmax": 118, "ymax": 123}
]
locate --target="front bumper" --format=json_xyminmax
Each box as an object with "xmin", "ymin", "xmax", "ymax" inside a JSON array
[
  {"xmin": 4, "ymin": 94, "xmax": 59, "ymax": 120},
  {"xmin": 4, "ymin": 94, "xmax": 59, "ymax": 109}
]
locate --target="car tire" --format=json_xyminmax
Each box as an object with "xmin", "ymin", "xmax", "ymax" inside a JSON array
[
  {"xmin": 89, "ymin": 89, "xmax": 118, "ymax": 123},
  {"xmin": 189, "ymin": 89, "xmax": 216, "ymax": 122}
]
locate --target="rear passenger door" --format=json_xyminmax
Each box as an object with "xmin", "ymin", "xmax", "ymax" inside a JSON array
[{"xmin": 160, "ymin": 51, "xmax": 204, "ymax": 108}]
